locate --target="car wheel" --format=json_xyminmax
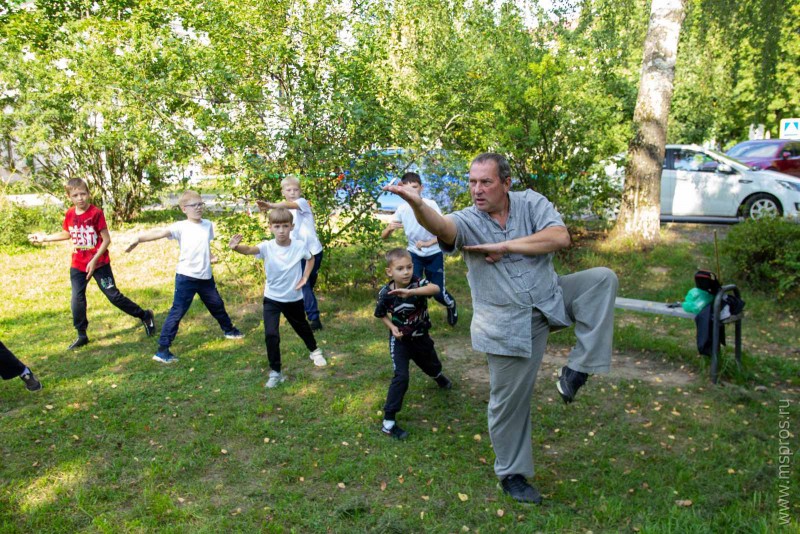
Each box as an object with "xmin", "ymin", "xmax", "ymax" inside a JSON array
[{"xmin": 741, "ymin": 193, "xmax": 782, "ymax": 219}]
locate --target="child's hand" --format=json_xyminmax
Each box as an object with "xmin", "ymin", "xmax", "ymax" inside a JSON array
[
  {"xmin": 256, "ymin": 200, "xmax": 272, "ymax": 212},
  {"xmin": 28, "ymin": 233, "xmax": 45, "ymax": 244},
  {"xmin": 387, "ymin": 221, "xmax": 403, "ymax": 231},
  {"xmin": 85, "ymin": 258, "xmax": 97, "ymax": 280},
  {"xmin": 124, "ymin": 239, "xmax": 139, "ymax": 253},
  {"xmin": 294, "ymin": 277, "xmax": 308, "ymax": 290},
  {"xmin": 415, "ymin": 240, "xmax": 426, "ymax": 250},
  {"xmin": 388, "ymin": 287, "xmax": 414, "ymax": 299},
  {"xmin": 210, "ymin": 254, "xmax": 219, "ymax": 264},
  {"xmin": 229, "ymin": 234, "xmax": 243, "ymax": 249},
  {"xmin": 390, "ymin": 326, "xmax": 403, "ymax": 339}
]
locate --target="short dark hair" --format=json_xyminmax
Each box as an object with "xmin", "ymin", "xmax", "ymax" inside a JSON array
[
  {"xmin": 399, "ymin": 172, "xmax": 422, "ymax": 186},
  {"xmin": 471, "ymin": 153, "xmax": 511, "ymax": 181},
  {"xmin": 385, "ymin": 247, "xmax": 411, "ymax": 266},
  {"xmin": 268, "ymin": 207, "xmax": 294, "ymax": 225}
]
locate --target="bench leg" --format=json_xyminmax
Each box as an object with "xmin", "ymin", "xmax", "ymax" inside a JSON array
[
  {"xmin": 735, "ymin": 319, "xmax": 742, "ymax": 372},
  {"xmin": 711, "ymin": 313, "xmax": 721, "ymax": 384}
]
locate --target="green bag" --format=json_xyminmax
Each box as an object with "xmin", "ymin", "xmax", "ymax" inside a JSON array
[{"xmin": 681, "ymin": 287, "xmax": 714, "ymax": 314}]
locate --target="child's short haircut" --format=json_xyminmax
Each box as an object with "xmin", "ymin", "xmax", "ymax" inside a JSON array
[
  {"xmin": 280, "ymin": 176, "xmax": 300, "ymax": 189},
  {"xmin": 65, "ymin": 178, "xmax": 89, "ymax": 194},
  {"xmin": 268, "ymin": 207, "xmax": 294, "ymax": 225},
  {"xmin": 385, "ymin": 247, "xmax": 412, "ymax": 266},
  {"xmin": 178, "ymin": 190, "xmax": 202, "ymax": 207},
  {"xmin": 400, "ymin": 172, "xmax": 422, "ymax": 186}
]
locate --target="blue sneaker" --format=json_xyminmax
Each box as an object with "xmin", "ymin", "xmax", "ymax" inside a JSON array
[
  {"xmin": 224, "ymin": 328, "xmax": 244, "ymax": 339},
  {"xmin": 152, "ymin": 348, "xmax": 178, "ymax": 364}
]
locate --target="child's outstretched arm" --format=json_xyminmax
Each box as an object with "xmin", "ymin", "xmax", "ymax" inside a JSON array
[
  {"xmin": 228, "ymin": 234, "xmax": 260, "ymax": 255},
  {"xmin": 388, "ymin": 283, "xmax": 440, "ymax": 299},
  {"xmin": 125, "ymin": 228, "xmax": 172, "ymax": 253},
  {"xmin": 380, "ymin": 221, "xmax": 403, "ymax": 239},
  {"xmin": 27, "ymin": 230, "xmax": 70, "ymax": 244}
]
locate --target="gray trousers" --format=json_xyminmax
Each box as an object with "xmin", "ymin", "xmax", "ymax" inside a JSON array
[{"xmin": 487, "ymin": 267, "xmax": 618, "ymax": 479}]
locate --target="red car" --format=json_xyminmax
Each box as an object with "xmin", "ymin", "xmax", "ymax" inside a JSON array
[{"xmin": 726, "ymin": 139, "xmax": 800, "ymax": 178}]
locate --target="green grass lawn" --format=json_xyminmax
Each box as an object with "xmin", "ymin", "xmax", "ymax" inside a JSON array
[{"xmin": 1, "ymin": 223, "xmax": 798, "ymax": 533}]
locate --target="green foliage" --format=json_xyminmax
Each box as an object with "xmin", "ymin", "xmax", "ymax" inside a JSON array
[
  {"xmin": 0, "ymin": 197, "xmax": 62, "ymax": 251},
  {"xmin": 721, "ymin": 217, "xmax": 800, "ymax": 300}
]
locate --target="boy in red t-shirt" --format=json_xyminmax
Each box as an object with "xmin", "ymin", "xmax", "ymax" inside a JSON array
[{"xmin": 28, "ymin": 178, "xmax": 155, "ymax": 350}]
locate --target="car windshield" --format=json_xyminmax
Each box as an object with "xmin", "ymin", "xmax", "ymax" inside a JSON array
[{"xmin": 727, "ymin": 143, "xmax": 780, "ymax": 158}]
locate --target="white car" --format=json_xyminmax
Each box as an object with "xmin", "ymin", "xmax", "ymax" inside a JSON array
[{"xmin": 607, "ymin": 145, "xmax": 800, "ymax": 222}]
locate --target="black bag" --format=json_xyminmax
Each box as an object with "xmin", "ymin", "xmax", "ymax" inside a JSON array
[{"xmin": 695, "ymin": 270, "xmax": 721, "ymax": 295}]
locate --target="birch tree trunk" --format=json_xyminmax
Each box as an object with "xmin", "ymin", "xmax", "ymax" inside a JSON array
[{"xmin": 611, "ymin": 0, "xmax": 686, "ymax": 246}]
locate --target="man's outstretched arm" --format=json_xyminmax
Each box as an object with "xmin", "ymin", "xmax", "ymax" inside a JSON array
[
  {"xmin": 463, "ymin": 226, "xmax": 570, "ymax": 263},
  {"xmin": 383, "ymin": 184, "xmax": 457, "ymax": 246}
]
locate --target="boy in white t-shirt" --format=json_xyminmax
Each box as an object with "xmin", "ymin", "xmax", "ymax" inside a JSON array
[
  {"xmin": 381, "ymin": 172, "xmax": 458, "ymax": 326},
  {"xmin": 257, "ymin": 176, "xmax": 325, "ymax": 331},
  {"xmin": 126, "ymin": 191, "xmax": 243, "ymax": 363},
  {"xmin": 229, "ymin": 208, "xmax": 326, "ymax": 388}
]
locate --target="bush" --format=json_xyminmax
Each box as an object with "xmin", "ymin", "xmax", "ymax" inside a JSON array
[
  {"xmin": 721, "ymin": 217, "xmax": 800, "ymax": 299},
  {"xmin": 0, "ymin": 197, "xmax": 63, "ymax": 251}
]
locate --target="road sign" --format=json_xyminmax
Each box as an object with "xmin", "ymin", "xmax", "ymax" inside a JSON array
[{"xmin": 780, "ymin": 118, "xmax": 800, "ymax": 140}]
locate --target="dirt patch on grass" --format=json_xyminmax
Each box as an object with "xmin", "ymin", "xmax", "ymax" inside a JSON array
[{"xmin": 439, "ymin": 339, "xmax": 697, "ymax": 393}]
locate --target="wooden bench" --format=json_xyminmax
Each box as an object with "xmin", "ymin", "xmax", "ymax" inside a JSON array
[{"xmin": 615, "ymin": 284, "xmax": 744, "ymax": 384}]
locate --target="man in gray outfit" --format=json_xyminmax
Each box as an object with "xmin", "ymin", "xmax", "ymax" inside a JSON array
[{"xmin": 385, "ymin": 152, "xmax": 618, "ymax": 504}]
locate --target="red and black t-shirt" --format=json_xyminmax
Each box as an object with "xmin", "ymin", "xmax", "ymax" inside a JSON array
[
  {"xmin": 62, "ymin": 204, "xmax": 110, "ymax": 272},
  {"xmin": 374, "ymin": 276, "xmax": 433, "ymax": 337}
]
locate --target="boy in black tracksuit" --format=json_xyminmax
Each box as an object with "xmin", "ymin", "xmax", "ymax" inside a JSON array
[{"xmin": 374, "ymin": 248, "xmax": 453, "ymax": 440}]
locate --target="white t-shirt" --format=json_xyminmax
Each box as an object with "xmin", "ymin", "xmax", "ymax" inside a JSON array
[
  {"xmin": 169, "ymin": 219, "xmax": 214, "ymax": 280},
  {"xmin": 393, "ymin": 199, "xmax": 442, "ymax": 257},
  {"xmin": 256, "ymin": 239, "xmax": 312, "ymax": 302},
  {"xmin": 290, "ymin": 198, "xmax": 323, "ymax": 255}
]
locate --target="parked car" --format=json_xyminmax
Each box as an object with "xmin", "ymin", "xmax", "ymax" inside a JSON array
[
  {"xmin": 726, "ymin": 139, "xmax": 800, "ymax": 178},
  {"xmin": 606, "ymin": 145, "xmax": 800, "ymax": 222}
]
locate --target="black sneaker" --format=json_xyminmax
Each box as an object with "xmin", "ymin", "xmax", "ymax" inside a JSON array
[
  {"xmin": 435, "ymin": 373, "xmax": 452, "ymax": 390},
  {"xmin": 499, "ymin": 474, "xmax": 543, "ymax": 504},
  {"xmin": 557, "ymin": 365, "xmax": 588, "ymax": 404},
  {"xmin": 68, "ymin": 335, "xmax": 89, "ymax": 350},
  {"xmin": 141, "ymin": 310, "xmax": 156, "ymax": 337},
  {"xmin": 309, "ymin": 318, "xmax": 323, "ymax": 331},
  {"xmin": 446, "ymin": 299, "xmax": 458, "ymax": 326},
  {"xmin": 224, "ymin": 328, "xmax": 244, "ymax": 340},
  {"xmin": 381, "ymin": 424, "xmax": 409, "ymax": 440},
  {"xmin": 20, "ymin": 369, "xmax": 42, "ymax": 392}
]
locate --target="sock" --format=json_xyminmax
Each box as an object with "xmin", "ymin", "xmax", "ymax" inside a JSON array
[{"xmin": 382, "ymin": 419, "xmax": 395, "ymax": 430}]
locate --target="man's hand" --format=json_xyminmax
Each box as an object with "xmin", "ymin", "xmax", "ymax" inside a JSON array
[
  {"xmin": 28, "ymin": 233, "xmax": 46, "ymax": 244},
  {"xmin": 229, "ymin": 234, "xmax": 243, "ymax": 250},
  {"xmin": 383, "ymin": 183, "xmax": 423, "ymax": 208},
  {"xmin": 390, "ymin": 325, "xmax": 403, "ymax": 339},
  {"xmin": 387, "ymin": 221, "xmax": 403, "ymax": 231},
  {"xmin": 463, "ymin": 242, "xmax": 507, "ymax": 263},
  {"xmin": 256, "ymin": 200, "xmax": 273, "ymax": 212}
]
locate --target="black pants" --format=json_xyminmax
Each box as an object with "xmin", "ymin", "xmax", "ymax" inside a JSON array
[
  {"xmin": 263, "ymin": 297, "xmax": 317, "ymax": 372},
  {"xmin": 384, "ymin": 334, "xmax": 443, "ymax": 420},
  {"xmin": 0, "ymin": 340, "xmax": 26, "ymax": 380},
  {"xmin": 70, "ymin": 263, "xmax": 146, "ymax": 335}
]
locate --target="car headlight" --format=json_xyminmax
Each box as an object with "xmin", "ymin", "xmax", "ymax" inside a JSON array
[{"xmin": 778, "ymin": 180, "xmax": 800, "ymax": 192}]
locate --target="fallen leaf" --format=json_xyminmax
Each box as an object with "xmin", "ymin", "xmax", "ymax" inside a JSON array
[
  {"xmin": 421, "ymin": 495, "xmax": 429, "ymax": 501},
  {"xmin": 458, "ymin": 493, "xmax": 469, "ymax": 502},
  {"xmin": 497, "ymin": 509, "xmax": 505, "ymax": 517},
  {"xmin": 337, "ymin": 482, "xmax": 346, "ymax": 489},
  {"xmin": 111, "ymin": 384, "xmax": 117, "ymax": 389},
  {"xmin": 221, "ymin": 449, "xmax": 228, "ymax": 455},
  {"xmin": 299, "ymin": 477, "xmax": 305, "ymax": 482},
  {"xmin": 473, "ymin": 434, "xmax": 481, "ymax": 442},
  {"xmin": 675, "ymin": 499, "xmax": 693, "ymax": 507},
  {"xmin": 380, "ymin": 481, "xmax": 387, "ymax": 491},
  {"xmin": 72, "ymin": 435, "xmax": 80, "ymax": 441},
  {"xmin": 45, "ymin": 405, "xmax": 53, "ymax": 410},
  {"xmin": 264, "ymin": 438, "xmax": 270, "ymax": 443},
  {"xmin": 727, "ymin": 468, "xmax": 736, "ymax": 474}
]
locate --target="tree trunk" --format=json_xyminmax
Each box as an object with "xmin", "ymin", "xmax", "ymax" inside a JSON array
[{"xmin": 611, "ymin": 0, "xmax": 686, "ymax": 247}]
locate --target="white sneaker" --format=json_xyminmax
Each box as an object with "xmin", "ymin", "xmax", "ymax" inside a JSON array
[
  {"xmin": 265, "ymin": 370, "xmax": 285, "ymax": 388},
  {"xmin": 309, "ymin": 348, "xmax": 327, "ymax": 367}
]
